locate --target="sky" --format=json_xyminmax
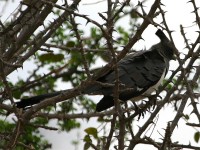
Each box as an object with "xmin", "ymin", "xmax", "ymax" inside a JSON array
[{"xmin": 0, "ymin": 0, "xmax": 200, "ymax": 150}]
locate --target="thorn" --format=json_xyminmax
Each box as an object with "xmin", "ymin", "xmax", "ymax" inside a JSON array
[
  {"xmin": 98, "ymin": 13, "xmax": 107, "ymax": 21},
  {"xmin": 160, "ymin": 21, "xmax": 164, "ymax": 25},
  {"xmin": 163, "ymin": 10, "xmax": 168, "ymax": 14},
  {"xmin": 169, "ymin": 30, "xmax": 175, "ymax": 34},
  {"xmin": 160, "ymin": 2, "xmax": 166, "ymax": 6},
  {"xmin": 187, "ymin": 0, "xmax": 192, "ymax": 3},
  {"xmin": 139, "ymin": 36, "xmax": 145, "ymax": 41},
  {"xmin": 191, "ymin": 10, "xmax": 196, "ymax": 14},
  {"xmin": 85, "ymin": 20, "xmax": 90, "ymax": 25}
]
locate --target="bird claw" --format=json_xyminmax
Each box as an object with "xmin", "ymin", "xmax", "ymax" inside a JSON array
[
  {"xmin": 131, "ymin": 94, "xmax": 162, "ymax": 120},
  {"xmin": 136, "ymin": 108, "xmax": 146, "ymax": 120},
  {"xmin": 132, "ymin": 102, "xmax": 146, "ymax": 120},
  {"xmin": 148, "ymin": 94, "xmax": 162, "ymax": 109}
]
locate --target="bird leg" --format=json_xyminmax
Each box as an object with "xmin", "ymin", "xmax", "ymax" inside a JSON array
[
  {"xmin": 129, "ymin": 94, "xmax": 162, "ymax": 120},
  {"xmin": 131, "ymin": 102, "xmax": 146, "ymax": 120},
  {"xmin": 147, "ymin": 93, "xmax": 162, "ymax": 110}
]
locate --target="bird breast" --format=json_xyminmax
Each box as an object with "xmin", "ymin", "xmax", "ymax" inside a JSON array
[
  {"xmin": 130, "ymin": 68, "xmax": 166, "ymax": 102},
  {"xmin": 144, "ymin": 68, "xmax": 166, "ymax": 95}
]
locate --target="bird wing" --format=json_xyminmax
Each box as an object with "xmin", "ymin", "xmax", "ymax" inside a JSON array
[{"xmin": 97, "ymin": 49, "xmax": 166, "ymax": 101}]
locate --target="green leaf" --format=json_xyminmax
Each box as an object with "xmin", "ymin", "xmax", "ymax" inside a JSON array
[
  {"xmin": 130, "ymin": 9, "xmax": 138, "ymax": 18},
  {"xmin": 167, "ymin": 83, "xmax": 172, "ymax": 90},
  {"xmin": 194, "ymin": 131, "xmax": 200, "ymax": 143},
  {"xmin": 84, "ymin": 127, "xmax": 98, "ymax": 139},
  {"xmin": 39, "ymin": 53, "xmax": 64, "ymax": 63},
  {"xmin": 83, "ymin": 135, "xmax": 92, "ymax": 143},
  {"xmin": 84, "ymin": 142, "xmax": 90, "ymax": 150},
  {"xmin": 13, "ymin": 90, "xmax": 22, "ymax": 99},
  {"xmin": 184, "ymin": 114, "xmax": 190, "ymax": 120},
  {"xmin": 58, "ymin": 119, "xmax": 80, "ymax": 131},
  {"xmin": 66, "ymin": 41, "xmax": 75, "ymax": 47}
]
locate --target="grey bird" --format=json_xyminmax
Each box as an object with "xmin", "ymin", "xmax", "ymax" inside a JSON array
[{"xmin": 16, "ymin": 29, "xmax": 175, "ymax": 112}]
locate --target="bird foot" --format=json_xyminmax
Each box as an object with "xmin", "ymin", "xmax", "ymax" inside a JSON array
[
  {"xmin": 131, "ymin": 94, "xmax": 162, "ymax": 120},
  {"xmin": 132, "ymin": 102, "xmax": 146, "ymax": 120},
  {"xmin": 147, "ymin": 94, "xmax": 162, "ymax": 110}
]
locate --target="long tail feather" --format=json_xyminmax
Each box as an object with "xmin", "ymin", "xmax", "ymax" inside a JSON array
[{"xmin": 16, "ymin": 91, "xmax": 62, "ymax": 108}]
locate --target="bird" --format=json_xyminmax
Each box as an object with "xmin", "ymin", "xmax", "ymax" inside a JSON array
[{"xmin": 16, "ymin": 29, "xmax": 175, "ymax": 112}]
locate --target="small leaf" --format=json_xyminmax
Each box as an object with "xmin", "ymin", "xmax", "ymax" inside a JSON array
[
  {"xmin": 83, "ymin": 135, "xmax": 91, "ymax": 143},
  {"xmin": 84, "ymin": 127, "xmax": 98, "ymax": 139},
  {"xmin": 84, "ymin": 142, "xmax": 90, "ymax": 150},
  {"xmin": 66, "ymin": 41, "xmax": 75, "ymax": 47},
  {"xmin": 39, "ymin": 53, "xmax": 64, "ymax": 63},
  {"xmin": 13, "ymin": 90, "xmax": 21, "ymax": 99},
  {"xmin": 167, "ymin": 83, "xmax": 172, "ymax": 90},
  {"xmin": 130, "ymin": 9, "xmax": 138, "ymax": 18},
  {"xmin": 184, "ymin": 114, "xmax": 190, "ymax": 120},
  {"xmin": 194, "ymin": 131, "xmax": 200, "ymax": 143}
]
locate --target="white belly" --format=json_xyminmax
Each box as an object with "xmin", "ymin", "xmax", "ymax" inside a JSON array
[
  {"xmin": 144, "ymin": 68, "xmax": 166, "ymax": 95},
  {"xmin": 131, "ymin": 69, "xmax": 166, "ymax": 102}
]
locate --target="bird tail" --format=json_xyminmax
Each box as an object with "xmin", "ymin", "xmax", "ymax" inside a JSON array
[
  {"xmin": 16, "ymin": 91, "xmax": 62, "ymax": 108},
  {"xmin": 82, "ymin": 83, "xmax": 103, "ymax": 95},
  {"xmin": 16, "ymin": 83, "xmax": 103, "ymax": 109},
  {"xmin": 96, "ymin": 95, "xmax": 114, "ymax": 112}
]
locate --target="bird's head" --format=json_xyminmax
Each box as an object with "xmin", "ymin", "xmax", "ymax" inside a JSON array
[{"xmin": 155, "ymin": 29, "xmax": 176, "ymax": 60}]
